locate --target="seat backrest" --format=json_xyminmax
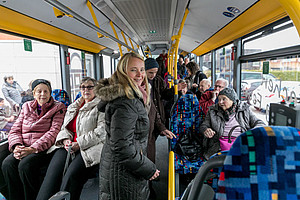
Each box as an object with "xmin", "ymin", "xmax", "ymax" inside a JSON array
[
  {"xmin": 51, "ymin": 89, "xmax": 70, "ymax": 108},
  {"xmin": 216, "ymin": 126, "xmax": 300, "ymax": 200},
  {"xmin": 170, "ymin": 94, "xmax": 205, "ymax": 174}
]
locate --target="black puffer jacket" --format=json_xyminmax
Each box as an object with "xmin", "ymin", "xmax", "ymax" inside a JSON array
[{"xmin": 95, "ymin": 78, "xmax": 156, "ymax": 200}]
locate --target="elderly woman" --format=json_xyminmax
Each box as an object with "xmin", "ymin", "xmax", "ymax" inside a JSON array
[
  {"xmin": 37, "ymin": 77, "xmax": 106, "ymax": 200},
  {"xmin": 1, "ymin": 79, "xmax": 66, "ymax": 200},
  {"xmin": 96, "ymin": 52, "xmax": 159, "ymax": 200},
  {"xmin": 200, "ymin": 88, "xmax": 265, "ymax": 158}
]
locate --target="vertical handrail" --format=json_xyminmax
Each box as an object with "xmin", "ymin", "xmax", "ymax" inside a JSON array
[
  {"xmin": 168, "ymin": 8, "xmax": 189, "ymax": 200},
  {"xmin": 168, "ymin": 151, "xmax": 175, "ymax": 200}
]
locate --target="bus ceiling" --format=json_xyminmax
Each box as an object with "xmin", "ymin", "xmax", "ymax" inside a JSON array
[{"xmin": 0, "ymin": 0, "xmax": 299, "ymax": 56}]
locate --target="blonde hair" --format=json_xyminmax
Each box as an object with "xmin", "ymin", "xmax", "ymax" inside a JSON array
[{"xmin": 111, "ymin": 52, "xmax": 150, "ymax": 104}]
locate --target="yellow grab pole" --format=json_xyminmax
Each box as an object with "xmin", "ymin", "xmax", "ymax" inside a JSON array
[
  {"xmin": 128, "ymin": 38, "xmax": 135, "ymax": 50},
  {"xmin": 109, "ymin": 21, "xmax": 123, "ymax": 57},
  {"xmin": 168, "ymin": 151, "xmax": 175, "ymax": 200},
  {"xmin": 277, "ymin": 0, "xmax": 300, "ymax": 36},
  {"xmin": 121, "ymin": 31, "xmax": 130, "ymax": 52},
  {"xmin": 86, "ymin": 0, "xmax": 104, "ymax": 38}
]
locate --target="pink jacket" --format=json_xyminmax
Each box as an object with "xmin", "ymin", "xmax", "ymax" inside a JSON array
[{"xmin": 8, "ymin": 97, "xmax": 66, "ymax": 153}]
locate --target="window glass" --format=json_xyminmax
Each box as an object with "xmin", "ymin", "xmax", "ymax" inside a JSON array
[
  {"xmin": 215, "ymin": 44, "xmax": 234, "ymax": 87},
  {"xmin": 0, "ymin": 32, "xmax": 61, "ymax": 98},
  {"xmin": 243, "ymin": 20, "xmax": 300, "ymax": 55},
  {"xmin": 242, "ymin": 55, "xmax": 300, "ymax": 124},
  {"xmin": 103, "ymin": 55, "xmax": 112, "ymax": 78},
  {"xmin": 202, "ymin": 53, "xmax": 211, "ymax": 79},
  {"xmin": 68, "ymin": 49, "xmax": 95, "ymax": 100}
]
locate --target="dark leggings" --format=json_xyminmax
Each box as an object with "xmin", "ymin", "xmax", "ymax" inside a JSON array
[
  {"xmin": 1, "ymin": 151, "xmax": 53, "ymax": 200},
  {"xmin": 36, "ymin": 148, "xmax": 99, "ymax": 200}
]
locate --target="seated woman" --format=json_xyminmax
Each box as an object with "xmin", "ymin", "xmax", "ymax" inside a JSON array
[
  {"xmin": 37, "ymin": 77, "xmax": 106, "ymax": 200},
  {"xmin": 199, "ymin": 87, "xmax": 265, "ymax": 158},
  {"xmin": 1, "ymin": 79, "xmax": 66, "ymax": 200}
]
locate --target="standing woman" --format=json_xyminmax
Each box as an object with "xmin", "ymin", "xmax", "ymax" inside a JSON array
[
  {"xmin": 37, "ymin": 77, "xmax": 106, "ymax": 200},
  {"xmin": 95, "ymin": 52, "xmax": 160, "ymax": 200},
  {"xmin": 185, "ymin": 62, "xmax": 207, "ymax": 94},
  {"xmin": 1, "ymin": 79, "xmax": 66, "ymax": 200}
]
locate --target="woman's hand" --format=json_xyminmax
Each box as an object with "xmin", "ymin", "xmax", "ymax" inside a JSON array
[
  {"xmin": 161, "ymin": 130, "xmax": 176, "ymax": 139},
  {"xmin": 63, "ymin": 139, "xmax": 72, "ymax": 152},
  {"xmin": 149, "ymin": 169, "xmax": 160, "ymax": 181},
  {"xmin": 204, "ymin": 128, "xmax": 216, "ymax": 138},
  {"xmin": 13, "ymin": 145, "xmax": 36, "ymax": 159},
  {"xmin": 71, "ymin": 142, "xmax": 80, "ymax": 153}
]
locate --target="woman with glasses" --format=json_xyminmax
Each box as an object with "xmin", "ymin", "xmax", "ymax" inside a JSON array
[{"xmin": 37, "ymin": 77, "xmax": 106, "ymax": 200}]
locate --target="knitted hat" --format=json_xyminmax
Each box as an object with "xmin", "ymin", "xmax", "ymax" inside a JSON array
[
  {"xmin": 218, "ymin": 87, "xmax": 238, "ymax": 102},
  {"xmin": 145, "ymin": 58, "xmax": 159, "ymax": 70},
  {"xmin": 31, "ymin": 79, "xmax": 52, "ymax": 91}
]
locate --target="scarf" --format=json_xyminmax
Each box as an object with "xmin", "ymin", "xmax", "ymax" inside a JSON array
[
  {"xmin": 220, "ymin": 102, "xmax": 237, "ymax": 121},
  {"xmin": 138, "ymin": 84, "xmax": 148, "ymax": 105}
]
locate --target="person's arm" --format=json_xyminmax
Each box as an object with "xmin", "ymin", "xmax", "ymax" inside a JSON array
[
  {"xmin": 30, "ymin": 103, "xmax": 66, "ymax": 152},
  {"xmin": 110, "ymin": 99, "xmax": 156, "ymax": 180},
  {"xmin": 8, "ymin": 105, "xmax": 26, "ymax": 151},
  {"xmin": 76, "ymin": 110, "xmax": 106, "ymax": 150},
  {"xmin": 2, "ymin": 87, "xmax": 17, "ymax": 106},
  {"xmin": 154, "ymin": 108, "xmax": 176, "ymax": 139},
  {"xmin": 199, "ymin": 109, "xmax": 212, "ymax": 136}
]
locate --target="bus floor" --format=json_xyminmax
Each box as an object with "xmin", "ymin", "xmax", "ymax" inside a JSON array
[{"xmin": 80, "ymin": 135, "xmax": 169, "ymax": 200}]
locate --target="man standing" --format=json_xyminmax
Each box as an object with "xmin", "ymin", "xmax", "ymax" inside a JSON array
[{"xmin": 199, "ymin": 78, "xmax": 228, "ymax": 115}]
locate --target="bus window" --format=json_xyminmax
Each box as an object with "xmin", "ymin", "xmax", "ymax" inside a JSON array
[
  {"xmin": 0, "ymin": 32, "xmax": 62, "ymax": 99},
  {"xmin": 103, "ymin": 55, "xmax": 112, "ymax": 78},
  {"xmin": 215, "ymin": 43, "xmax": 234, "ymax": 88},
  {"xmin": 202, "ymin": 53, "xmax": 211, "ymax": 80}
]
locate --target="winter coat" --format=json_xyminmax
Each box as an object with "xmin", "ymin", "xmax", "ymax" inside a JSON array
[
  {"xmin": 95, "ymin": 78, "xmax": 157, "ymax": 200},
  {"xmin": 2, "ymin": 81, "xmax": 23, "ymax": 107},
  {"xmin": 54, "ymin": 97, "xmax": 106, "ymax": 168},
  {"xmin": 199, "ymin": 90, "xmax": 215, "ymax": 115},
  {"xmin": 8, "ymin": 97, "xmax": 66, "ymax": 153},
  {"xmin": 151, "ymin": 75, "xmax": 175, "ymax": 124},
  {"xmin": 199, "ymin": 101, "xmax": 265, "ymax": 158},
  {"xmin": 0, "ymin": 105, "xmax": 15, "ymax": 129},
  {"xmin": 147, "ymin": 100, "xmax": 166, "ymax": 163}
]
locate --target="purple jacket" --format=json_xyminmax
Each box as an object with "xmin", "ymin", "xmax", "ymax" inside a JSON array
[{"xmin": 8, "ymin": 97, "xmax": 66, "ymax": 152}]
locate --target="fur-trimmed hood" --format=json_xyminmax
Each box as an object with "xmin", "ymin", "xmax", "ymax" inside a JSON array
[{"xmin": 94, "ymin": 78, "xmax": 126, "ymax": 102}]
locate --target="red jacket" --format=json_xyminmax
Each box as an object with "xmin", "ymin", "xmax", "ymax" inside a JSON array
[
  {"xmin": 199, "ymin": 90, "xmax": 215, "ymax": 115},
  {"xmin": 8, "ymin": 97, "xmax": 66, "ymax": 152}
]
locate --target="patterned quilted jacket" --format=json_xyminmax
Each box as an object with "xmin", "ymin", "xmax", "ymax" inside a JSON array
[{"xmin": 8, "ymin": 97, "xmax": 66, "ymax": 153}]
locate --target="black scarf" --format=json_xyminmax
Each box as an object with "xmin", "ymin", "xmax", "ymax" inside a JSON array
[{"xmin": 219, "ymin": 102, "xmax": 237, "ymax": 121}]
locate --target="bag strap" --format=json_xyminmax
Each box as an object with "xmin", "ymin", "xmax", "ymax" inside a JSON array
[{"xmin": 227, "ymin": 125, "xmax": 247, "ymax": 143}]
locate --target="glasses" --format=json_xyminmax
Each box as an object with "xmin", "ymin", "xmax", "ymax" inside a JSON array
[
  {"xmin": 214, "ymin": 85, "xmax": 224, "ymax": 89},
  {"xmin": 80, "ymin": 85, "xmax": 94, "ymax": 90}
]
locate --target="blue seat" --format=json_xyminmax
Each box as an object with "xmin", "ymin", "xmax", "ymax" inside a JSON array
[
  {"xmin": 51, "ymin": 89, "xmax": 70, "ymax": 108},
  {"xmin": 183, "ymin": 126, "xmax": 300, "ymax": 200},
  {"xmin": 216, "ymin": 126, "xmax": 300, "ymax": 200},
  {"xmin": 170, "ymin": 94, "xmax": 205, "ymax": 174}
]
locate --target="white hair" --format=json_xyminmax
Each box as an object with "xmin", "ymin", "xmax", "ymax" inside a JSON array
[
  {"xmin": 216, "ymin": 78, "xmax": 229, "ymax": 87},
  {"xmin": 200, "ymin": 79, "xmax": 211, "ymax": 86}
]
